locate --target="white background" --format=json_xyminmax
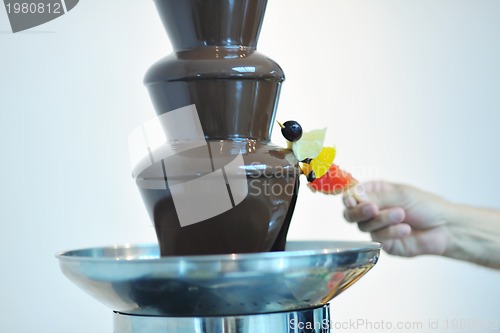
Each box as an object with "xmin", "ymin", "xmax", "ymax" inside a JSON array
[{"xmin": 1, "ymin": 0, "xmax": 499, "ymax": 332}]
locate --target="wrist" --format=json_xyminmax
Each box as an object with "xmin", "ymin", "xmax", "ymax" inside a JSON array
[{"xmin": 444, "ymin": 204, "xmax": 500, "ymax": 269}]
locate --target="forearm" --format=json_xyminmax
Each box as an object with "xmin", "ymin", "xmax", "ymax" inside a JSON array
[{"xmin": 444, "ymin": 204, "xmax": 500, "ymax": 269}]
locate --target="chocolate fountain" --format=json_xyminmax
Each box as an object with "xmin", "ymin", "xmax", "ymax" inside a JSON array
[{"xmin": 56, "ymin": 1, "xmax": 381, "ymax": 332}]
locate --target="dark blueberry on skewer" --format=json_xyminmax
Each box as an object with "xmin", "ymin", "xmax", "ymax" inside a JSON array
[{"xmin": 277, "ymin": 120, "xmax": 303, "ymax": 142}]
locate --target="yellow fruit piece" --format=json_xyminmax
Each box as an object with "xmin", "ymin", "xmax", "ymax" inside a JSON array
[
  {"xmin": 291, "ymin": 128, "xmax": 327, "ymax": 161},
  {"xmin": 310, "ymin": 146, "xmax": 336, "ymax": 178},
  {"xmin": 314, "ymin": 146, "xmax": 336, "ymax": 164},
  {"xmin": 299, "ymin": 161, "xmax": 312, "ymax": 175}
]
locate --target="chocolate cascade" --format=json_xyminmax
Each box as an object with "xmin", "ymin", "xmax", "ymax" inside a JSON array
[{"xmin": 136, "ymin": 0, "xmax": 299, "ymax": 256}]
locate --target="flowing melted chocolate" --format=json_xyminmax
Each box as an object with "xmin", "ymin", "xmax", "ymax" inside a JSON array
[
  {"xmin": 137, "ymin": 142, "xmax": 299, "ymax": 256},
  {"xmin": 139, "ymin": 0, "xmax": 298, "ymax": 255}
]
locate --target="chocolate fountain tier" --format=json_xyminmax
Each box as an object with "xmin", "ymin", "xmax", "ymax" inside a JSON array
[
  {"xmin": 133, "ymin": 139, "xmax": 298, "ymax": 256},
  {"xmin": 153, "ymin": 0, "xmax": 268, "ymax": 51},
  {"xmin": 56, "ymin": 241, "xmax": 381, "ymax": 317},
  {"xmin": 144, "ymin": 48, "xmax": 284, "ymax": 141}
]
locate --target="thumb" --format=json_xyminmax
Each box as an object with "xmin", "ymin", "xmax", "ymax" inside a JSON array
[{"xmin": 351, "ymin": 181, "xmax": 408, "ymax": 210}]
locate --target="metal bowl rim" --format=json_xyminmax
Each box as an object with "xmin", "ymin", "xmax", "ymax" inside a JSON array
[{"xmin": 55, "ymin": 240, "xmax": 381, "ymax": 263}]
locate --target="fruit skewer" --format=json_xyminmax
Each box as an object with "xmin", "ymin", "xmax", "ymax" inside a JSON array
[{"xmin": 278, "ymin": 120, "xmax": 358, "ymax": 195}]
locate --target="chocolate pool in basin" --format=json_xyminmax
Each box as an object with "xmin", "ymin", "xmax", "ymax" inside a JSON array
[{"xmin": 131, "ymin": 0, "xmax": 300, "ymax": 256}]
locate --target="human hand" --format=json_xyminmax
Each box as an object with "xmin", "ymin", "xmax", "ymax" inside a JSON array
[{"xmin": 342, "ymin": 181, "xmax": 452, "ymax": 258}]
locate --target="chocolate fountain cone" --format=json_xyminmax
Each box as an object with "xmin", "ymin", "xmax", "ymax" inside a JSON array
[{"xmin": 133, "ymin": 0, "xmax": 299, "ymax": 256}]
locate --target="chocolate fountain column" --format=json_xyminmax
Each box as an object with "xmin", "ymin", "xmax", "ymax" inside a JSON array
[{"xmin": 138, "ymin": 0, "xmax": 299, "ymax": 256}]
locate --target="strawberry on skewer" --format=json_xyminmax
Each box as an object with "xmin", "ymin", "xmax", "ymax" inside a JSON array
[{"xmin": 307, "ymin": 163, "xmax": 358, "ymax": 195}]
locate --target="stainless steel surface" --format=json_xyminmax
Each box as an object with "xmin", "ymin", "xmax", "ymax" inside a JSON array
[
  {"xmin": 56, "ymin": 241, "xmax": 380, "ymax": 316},
  {"xmin": 114, "ymin": 304, "xmax": 330, "ymax": 333}
]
